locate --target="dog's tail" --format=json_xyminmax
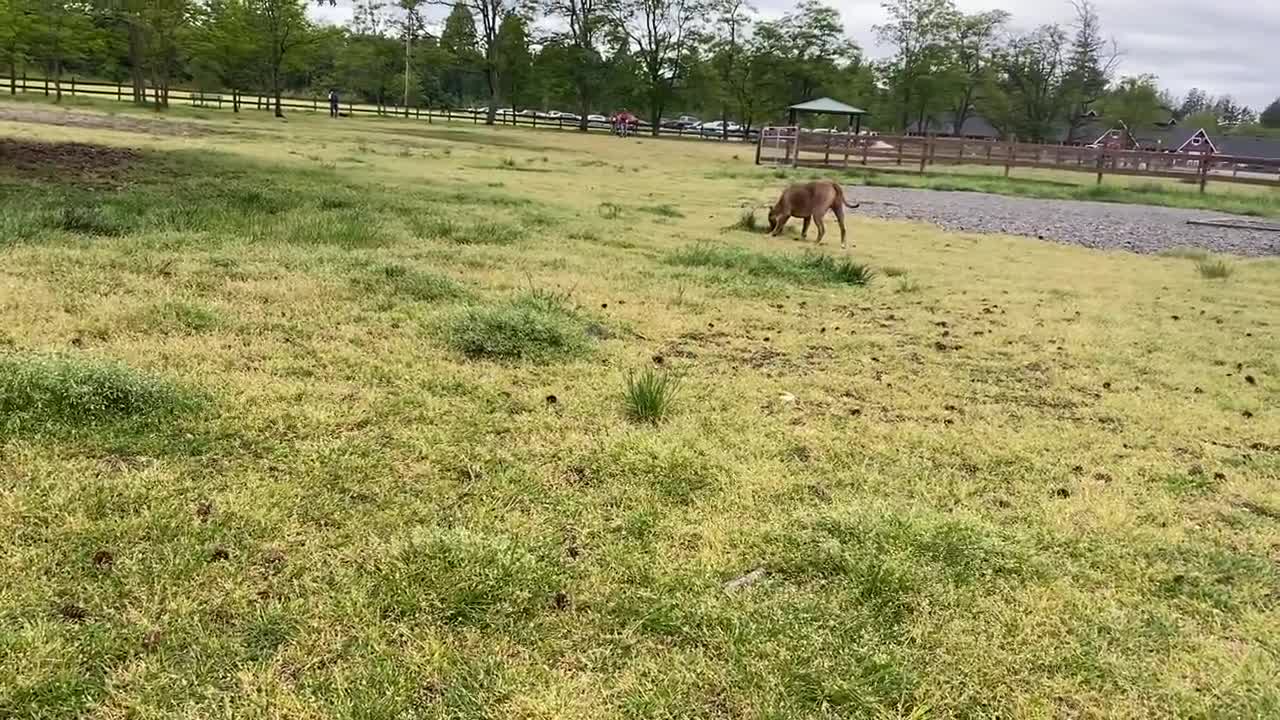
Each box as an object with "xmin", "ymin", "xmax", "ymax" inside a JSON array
[{"xmin": 844, "ymin": 199, "xmax": 861, "ymax": 210}]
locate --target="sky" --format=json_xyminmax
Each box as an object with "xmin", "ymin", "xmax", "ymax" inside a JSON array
[{"xmin": 310, "ymin": 0, "xmax": 1278, "ymax": 111}]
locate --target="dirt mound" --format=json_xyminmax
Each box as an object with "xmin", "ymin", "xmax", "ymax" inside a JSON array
[
  {"xmin": 0, "ymin": 105, "xmax": 212, "ymax": 136},
  {"xmin": 0, "ymin": 138, "xmax": 141, "ymax": 184}
]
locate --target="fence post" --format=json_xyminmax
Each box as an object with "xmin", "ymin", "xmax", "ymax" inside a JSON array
[
  {"xmin": 1095, "ymin": 150, "xmax": 1106, "ymax": 185},
  {"xmin": 44, "ymin": 76, "xmax": 48, "ymax": 96},
  {"xmin": 861, "ymin": 135, "xmax": 870, "ymax": 166},
  {"xmin": 1199, "ymin": 153, "xmax": 1211, "ymax": 193},
  {"xmin": 823, "ymin": 133, "xmax": 832, "ymax": 164},
  {"xmin": 896, "ymin": 136, "xmax": 904, "ymax": 166},
  {"xmin": 1004, "ymin": 140, "xmax": 1015, "ymax": 177},
  {"xmin": 754, "ymin": 132, "xmax": 763, "ymax": 165},
  {"xmin": 117, "ymin": 82, "xmax": 122, "ymax": 102}
]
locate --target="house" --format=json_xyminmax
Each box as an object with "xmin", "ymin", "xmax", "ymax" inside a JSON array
[
  {"xmin": 905, "ymin": 113, "xmax": 1001, "ymax": 140},
  {"xmin": 1133, "ymin": 127, "xmax": 1280, "ymax": 158}
]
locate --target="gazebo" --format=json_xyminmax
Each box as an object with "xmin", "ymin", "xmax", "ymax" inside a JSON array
[{"xmin": 787, "ymin": 97, "xmax": 868, "ymax": 135}]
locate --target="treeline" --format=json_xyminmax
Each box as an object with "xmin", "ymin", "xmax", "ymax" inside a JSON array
[{"xmin": 1, "ymin": 0, "xmax": 1277, "ymax": 137}]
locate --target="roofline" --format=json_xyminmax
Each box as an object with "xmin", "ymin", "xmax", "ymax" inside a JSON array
[{"xmin": 1175, "ymin": 128, "xmax": 1218, "ymax": 154}]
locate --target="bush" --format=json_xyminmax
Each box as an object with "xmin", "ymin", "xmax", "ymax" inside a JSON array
[
  {"xmin": 623, "ymin": 368, "xmax": 682, "ymax": 424},
  {"xmin": 445, "ymin": 293, "xmax": 592, "ymax": 362},
  {"xmin": 1196, "ymin": 259, "xmax": 1234, "ymax": 279},
  {"xmin": 358, "ymin": 264, "xmax": 468, "ymax": 302},
  {"xmin": 0, "ymin": 352, "xmax": 202, "ymax": 433}
]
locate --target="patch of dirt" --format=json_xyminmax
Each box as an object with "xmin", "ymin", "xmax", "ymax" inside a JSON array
[
  {"xmin": 0, "ymin": 105, "xmax": 213, "ymax": 136},
  {"xmin": 0, "ymin": 138, "xmax": 141, "ymax": 184}
]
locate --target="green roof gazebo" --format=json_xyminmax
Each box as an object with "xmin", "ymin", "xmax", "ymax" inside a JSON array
[{"xmin": 787, "ymin": 97, "xmax": 868, "ymax": 135}]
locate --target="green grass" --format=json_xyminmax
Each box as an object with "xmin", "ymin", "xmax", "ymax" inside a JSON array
[
  {"xmin": 623, "ymin": 367, "xmax": 682, "ymax": 423},
  {"xmin": 2, "ymin": 99, "xmax": 1279, "ymax": 718},
  {"xmin": 444, "ymin": 292, "xmax": 594, "ymax": 362},
  {"xmin": 1196, "ymin": 258, "xmax": 1235, "ymax": 279}
]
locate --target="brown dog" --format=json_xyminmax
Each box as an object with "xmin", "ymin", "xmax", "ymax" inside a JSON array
[{"xmin": 767, "ymin": 180, "xmax": 859, "ymax": 249}]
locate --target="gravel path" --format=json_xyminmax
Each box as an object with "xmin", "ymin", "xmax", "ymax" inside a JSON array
[{"xmin": 850, "ymin": 186, "xmax": 1280, "ymax": 256}]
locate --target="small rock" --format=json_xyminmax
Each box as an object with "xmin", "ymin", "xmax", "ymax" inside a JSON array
[
  {"xmin": 1244, "ymin": 375, "xmax": 1256, "ymax": 385},
  {"xmin": 724, "ymin": 567, "xmax": 767, "ymax": 593},
  {"xmin": 779, "ymin": 392, "xmax": 796, "ymax": 404}
]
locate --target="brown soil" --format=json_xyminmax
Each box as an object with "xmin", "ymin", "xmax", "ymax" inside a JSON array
[
  {"xmin": 0, "ymin": 105, "xmax": 212, "ymax": 136},
  {"xmin": 0, "ymin": 138, "xmax": 141, "ymax": 184}
]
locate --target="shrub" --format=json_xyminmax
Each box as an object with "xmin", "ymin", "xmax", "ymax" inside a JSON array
[
  {"xmin": 0, "ymin": 352, "xmax": 202, "ymax": 432},
  {"xmin": 359, "ymin": 264, "xmax": 468, "ymax": 302},
  {"xmin": 1196, "ymin": 259, "xmax": 1234, "ymax": 279},
  {"xmin": 623, "ymin": 368, "xmax": 682, "ymax": 424},
  {"xmin": 895, "ymin": 278, "xmax": 922, "ymax": 294},
  {"xmin": 730, "ymin": 208, "xmax": 762, "ymax": 232},
  {"xmin": 445, "ymin": 294, "xmax": 592, "ymax": 362},
  {"xmin": 799, "ymin": 254, "xmax": 875, "ymax": 286}
]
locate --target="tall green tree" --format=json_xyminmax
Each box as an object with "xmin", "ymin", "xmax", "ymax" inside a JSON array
[
  {"xmin": 31, "ymin": 0, "xmax": 100, "ymax": 102},
  {"xmin": 875, "ymin": 0, "xmax": 958, "ymax": 131},
  {"xmin": 1261, "ymin": 98, "xmax": 1280, "ymax": 129},
  {"xmin": 493, "ymin": 12, "xmax": 531, "ymax": 107},
  {"xmin": 435, "ymin": 0, "xmax": 520, "ymax": 123},
  {"xmin": 1060, "ymin": 0, "xmax": 1117, "ymax": 143},
  {"xmin": 438, "ymin": 2, "xmax": 482, "ymax": 105},
  {"xmin": 0, "ymin": 0, "xmax": 35, "ymax": 94},
  {"xmin": 245, "ymin": 0, "xmax": 312, "ymax": 117},
  {"xmin": 611, "ymin": 0, "xmax": 705, "ymax": 134},
  {"xmin": 543, "ymin": 0, "xmax": 608, "ymax": 129},
  {"xmin": 707, "ymin": 0, "xmax": 753, "ymax": 136},
  {"xmin": 189, "ymin": 0, "xmax": 257, "ymax": 109},
  {"xmin": 986, "ymin": 24, "xmax": 1069, "ymax": 142},
  {"xmin": 1099, "ymin": 74, "xmax": 1164, "ymax": 138},
  {"xmin": 756, "ymin": 0, "xmax": 860, "ymax": 119},
  {"xmin": 946, "ymin": 9, "xmax": 1007, "ymax": 135}
]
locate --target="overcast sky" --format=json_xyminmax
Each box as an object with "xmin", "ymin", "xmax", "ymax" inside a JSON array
[{"xmin": 310, "ymin": 0, "xmax": 1278, "ymax": 110}]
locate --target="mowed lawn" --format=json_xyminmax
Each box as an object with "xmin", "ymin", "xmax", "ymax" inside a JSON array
[{"xmin": 1, "ymin": 101, "xmax": 1279, "ymax": 719}]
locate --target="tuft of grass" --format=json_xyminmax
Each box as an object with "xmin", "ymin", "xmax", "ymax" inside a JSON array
[
  {"xmin": 445, "ymin": 293, "xmax": 593, "ymax": 362},
  {"xmin": 411, "ymin": 216, "xmax": 525, "ymax": 245},
  {"xmin": 0, "ymin": 351, "xmax": 202, "ymax": 434},
  {"xmin": 53, "ymin": 205, "xmax": 131, "ymax": 236},
  {"xmin": 138, "ymin": 300, "xmax": 223, "ymax": 334},
  {"xmin": 623, "ymin": 368, "xmax": 683, "ymax": 424},
  {"xmin": 357, "ymin": 264, "xmax": 469, "ymax": 302},
  {"xmin": 729, "ymin": 208, "xmax": 763, "ymax": 233},
  {"xmin": 499, "ymin": 156, "xmax": 519, "ymax": 168},
  {"xmin": 639, "ymin": 204, "xmax": 684, "ymax": 218},
  {"xmin": 895, "ymin": 277, "xmax": 923, "ymax": 293},
  {"xmin": 1196, "ymin": 259, "xmax": 1234, "ymax": 279},
  {"xmin": 798, "ymin": 254, "xmax": 876, "ymax": 286},
  {"xmin": 597, "ymin": 202, "xmax": 623, "ymax": 220},
  {"xmin": 882, "ymin": 266, "xmax": 909, "ymax": 277},
  {"xmin": 1157, "ymin": 246, "xmax": 1211, "ymax": 261}
]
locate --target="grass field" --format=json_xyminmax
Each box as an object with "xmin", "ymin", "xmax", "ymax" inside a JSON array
[{"xmin": 2, "ymin": 100, "xmax": 1280, "ymax": 719}]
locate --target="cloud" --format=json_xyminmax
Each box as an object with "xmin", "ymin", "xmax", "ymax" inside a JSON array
[{"xmin": 309, "ymin": 0, "xmax": 1279, "ymax": 109}]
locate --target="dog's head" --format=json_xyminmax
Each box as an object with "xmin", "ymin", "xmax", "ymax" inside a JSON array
[{"xmin": 766, "ymin": 207, "xmax": 780, "ymax": 233}]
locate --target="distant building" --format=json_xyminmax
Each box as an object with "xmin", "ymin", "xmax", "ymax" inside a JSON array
[{"xmin": 905, "ymin": 113, "xmax": 1001, "ymax": 140}]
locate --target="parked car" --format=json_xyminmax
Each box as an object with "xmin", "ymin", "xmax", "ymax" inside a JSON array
[
  {"xmin": 698, "ymin": 120, "xmax": 742, "ymax": 137},
  {"xmin": 587, "ymin": 114, "xmax": 608, "ymax": 124}
]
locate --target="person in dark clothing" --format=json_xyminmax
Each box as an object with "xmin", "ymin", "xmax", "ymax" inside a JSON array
[{"xmin": 328, "ymin": 89, "xmax": 339, "ymax": 118}]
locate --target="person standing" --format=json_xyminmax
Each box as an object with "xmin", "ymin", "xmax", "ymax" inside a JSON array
[{"xmin": 328, "ymin": 89, "xmax": 340, "ymax": 118}]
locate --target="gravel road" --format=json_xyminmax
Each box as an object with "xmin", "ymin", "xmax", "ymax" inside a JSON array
[{"xmin": 850, "ymin": 186, "xmax": 1280, "ymax": 256}]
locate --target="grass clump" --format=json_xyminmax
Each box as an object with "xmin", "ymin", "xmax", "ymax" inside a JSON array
[
  {"xmin": 597, "ymin": 202, "xmax": 623, "ymax": 219},
  {"xmin": 53, "ymin": 205, "xmax": 132, "ymax": 236},
  {"xmin": 895, "ymin": 277, "xmax": 923, "ymax": 293},
  {"xmin": 667, "ymin": 245, "xmax": 874, "ymax": 287},
  {"xmin": 623, "ymin": 368, "xmax": 683, "ymax": 424},
  {"xmin": 139, "ymin": 300, "xmax": 223, "ymax": 333},
  {"xmin": 412, "ymin": 216, "xmax": 524, "ymax": 245},
  {"xmin": 1157, "ymin": 246, "xmax": 1211, "ymax": 261},
  {"xmin": 729, "ymin": 208, "xmax": 763, "ymax": 233},
  {"xmin": 0, "ymin": 351, "xmax": 201, "ymax": 434},
  {"xmin": 639, "ymin": 204, "xmax": 684, "ymax": 218},
  {"xmin": 445, "ymin": 292, "xmax": 592, "ymax": 362},
  {"xmin": 1196, "ymin": 259, "xmax": 1234, "ymax": 279},
  {"xmin": 882, "ymin": 266, "xmax": 909, "ymax": 277},
  {"xmin": 357, "ymin": 264, "xmax": 468, "ymax": 302}
]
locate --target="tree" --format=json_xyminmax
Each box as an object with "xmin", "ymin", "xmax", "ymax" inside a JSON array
[
  {"xmin": 987, "ymin": 24, "xmax": 1069, "ymax": 142},
  {"xmin": 439, "ymin": 2, "xmax": 482, "ymax": 105},
  {"xmin": 875, "ymin": 0, "xmax": 957, "ymax": 131},
  {"xmin": 245, "ymin": 0, "xmax": 312, "ymax": 117},
  {"xmin": 1099, "ymin": 74, "xmax": 1163, "ymax": 138},
  {"xmin": 611, "ymin": 0, "xmax": 704, "ymax": 134},
  {"xmin": 946, "ymin": 9, "xmax": 1007, "ymax": 135},
  {"xmin": 707, "ymin": 0, "xmax": 753, "ymax": 138},
  {"xmin": 757, "ymin": 1, "xmax": 860, "ymax": 113},
  {"xmin": 139, "ymin": 0, "xmax": 194, "ymax": 108},
  {"xmin": 493, "ymin": 12, "xmax": 531, "ymax": 107},
  {"xmin": 543, "ymin": 0, "xmax": 609, "ymax": 130},
  {"xmin": 190, "ymin": 0, "xmax": 258, "ymax": 110},
  {"xmin": 30, "ymin": 0, "xmax": 100, "ymax": 102},
  {"xmin": 1177, "ymin": 87, "xmax": 1211, "ymax": 119},
  {"xmin": 0, "ymin": 0, "xmax": 34, "ymax": 95},
  {"xmin": 1262, "ymin": 98, "xmax": 1280, "ymax": 129},
  {"xmin": 434, "ymin": 0, "xmax": 519, "ymax": 124},
  {"xmin": 1060, "ymin": 0, "xmax": 1117, "ymax": 143}
]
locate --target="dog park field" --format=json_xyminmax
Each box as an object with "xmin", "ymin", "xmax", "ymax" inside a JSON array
[{"xmin": 2, "ymin": 97, "xmax": 1279, "ymax": 718}]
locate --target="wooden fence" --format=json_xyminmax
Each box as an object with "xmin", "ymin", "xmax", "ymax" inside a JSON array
[
  {"xmin": 756, "ymin": 127, "xmax": 1280, "ymax": 191},
  {"xmin": 0, "ymin": 75, "xmax": 758, "ymax": 142}
]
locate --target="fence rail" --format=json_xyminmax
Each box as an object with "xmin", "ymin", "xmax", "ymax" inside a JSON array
[
  {"xmin": 756, "ymin": 127, "xmax": 1280, "ymax": 191},
  {"xmin": 0, "ymin": 75, "xmax": 758, "ymax": 142}
]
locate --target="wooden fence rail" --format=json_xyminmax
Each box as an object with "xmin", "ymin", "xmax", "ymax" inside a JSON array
[
  {"xmin": 757, "ymin": 127, "xmax": 1280, "ymax": 192},
  {"xmin": 0, "ymin": 74, "xmax": 759, "ymax": 143}
]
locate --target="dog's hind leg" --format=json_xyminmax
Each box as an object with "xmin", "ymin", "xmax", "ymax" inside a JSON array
[
  {"xmin": 812, "ymin": 214, "xmax": 826, "ymax": 244},
  {"xmin": 800, "ymin": 216, "xmax": 811, "ymax": 241},
  {"xmin": 834, "ymin": 205, "xmax": 848, "ymax": 249}
]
